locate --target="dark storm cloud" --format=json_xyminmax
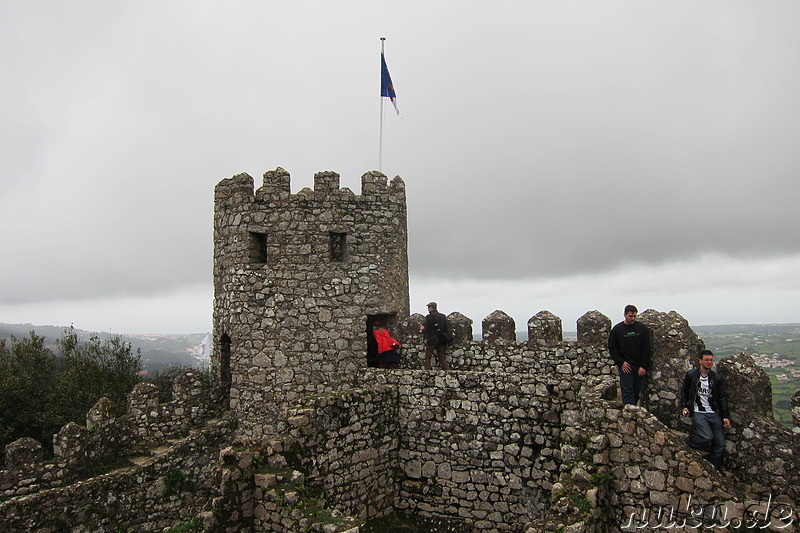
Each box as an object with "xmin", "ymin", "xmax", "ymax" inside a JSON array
[
  {"xmin": 402, "ymin": 1, "xmax": 800, "ymax": 280},
  {"xmin": 1, "ymin": 1, "xmax": 799, "ymax": 331}
]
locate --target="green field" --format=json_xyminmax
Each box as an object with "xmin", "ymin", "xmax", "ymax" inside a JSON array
[{"xmin": 694, "ymin": 324, "xmax": 800, "ymax": 427}]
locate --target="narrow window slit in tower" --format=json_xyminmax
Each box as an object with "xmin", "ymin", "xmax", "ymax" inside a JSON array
[
  {"xmin": 330, "ymin": 232, "xmax": 346, "ymax": 262},
  {"xmin": 249, "ymin": 232, "xmax": 268, "ymax": 264}
]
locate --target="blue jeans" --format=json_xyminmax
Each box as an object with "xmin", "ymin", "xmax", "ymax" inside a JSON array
[
  {"xmin": 618, "ymin": 365, "xmax": 643, "ymax": 405},
  {"xmin": 686, "ymin": 412, "xmax": 725, "ymax": 468}
]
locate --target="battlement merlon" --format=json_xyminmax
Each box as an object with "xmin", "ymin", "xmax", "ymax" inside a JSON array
[
  {"xmin": 214, "ymin": 172, "xmax": 257, "ymax": 209},
  {"xmin": 360, "ymin": 170, "xmax": 406, "ymax": 202},
  {"xmin": 214, "ymin": 168, "xmax": 406, "ymax": 206}
]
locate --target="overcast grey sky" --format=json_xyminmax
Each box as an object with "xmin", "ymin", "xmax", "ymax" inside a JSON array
[{"xmin": 2, "ymin": 1, "xmax": 799, "ymax": 334}]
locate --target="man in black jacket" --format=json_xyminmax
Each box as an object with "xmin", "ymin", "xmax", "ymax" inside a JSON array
[
  {"xmin": 420, "ymin": 302, "xmax": 451, "ymax": 370},
  {"xmin": 680, "ymin": 349, "xmax": 731, "ymax": 469},
  {"xmin": 608, "ymin": 304, "xmax": 651, "ymax": 405}
]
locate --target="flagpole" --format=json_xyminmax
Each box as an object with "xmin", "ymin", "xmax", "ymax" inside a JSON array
[{"xmin": 379, "ymin": 37, "xmax": 386, "ymax": 173}]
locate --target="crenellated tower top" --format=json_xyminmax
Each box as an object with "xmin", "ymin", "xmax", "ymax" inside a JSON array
[{"xmin": 214, "ymin": 167, "xmax": 406, "ymax": 207}]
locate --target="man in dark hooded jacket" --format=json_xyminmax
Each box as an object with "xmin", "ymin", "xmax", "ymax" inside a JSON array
[{"xmin": 420, "ymin": 302, "xmax": 451, "ymax": 370}]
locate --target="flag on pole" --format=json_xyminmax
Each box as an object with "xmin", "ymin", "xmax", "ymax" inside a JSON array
[{"xmin": 381, "ymin": 52, "xmax": 400, "ymax": 115}]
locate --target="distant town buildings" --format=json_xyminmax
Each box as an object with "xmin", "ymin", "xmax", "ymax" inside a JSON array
[{"xmin": 750, "ymin": 351, "xmax": 800, "ymax": 380}]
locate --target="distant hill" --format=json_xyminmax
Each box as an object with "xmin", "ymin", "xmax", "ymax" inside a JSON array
[
  {"xmin": 0, "ymin": 323, "xmax": 210, "ymax": 374},
  {"xmin": 693, "ymin": 323, "xmax": 800, "ymax": 336}
]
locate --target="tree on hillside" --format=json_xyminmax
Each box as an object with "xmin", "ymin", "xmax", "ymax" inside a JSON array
[
  {"xmin": 0, "ymin": 332, "xmax": 59, "ymax": 452},
  {"xmin": 0, "ymin": 328, "xmax": 142, "ymax": 462},
  {"xmin": 52, "ymin": 329, "xmax": 142, "ymax": 423}
]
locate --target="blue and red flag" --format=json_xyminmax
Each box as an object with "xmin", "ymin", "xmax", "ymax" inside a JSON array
[{"xmin": 381, "ymin": 52, "xmax": 399, "ymax": 115}]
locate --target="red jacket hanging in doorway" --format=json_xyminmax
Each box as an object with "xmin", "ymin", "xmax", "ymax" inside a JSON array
[{"xmin": 374, "ymin": 328, "xmax": 401, "ymax": 354}]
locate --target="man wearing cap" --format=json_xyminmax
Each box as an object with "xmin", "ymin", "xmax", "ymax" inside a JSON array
[{"xmin": 420, "ymin": 302, "xmax": 451, "ymax": 370}]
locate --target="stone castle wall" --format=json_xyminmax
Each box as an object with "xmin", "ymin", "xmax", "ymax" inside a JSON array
[
  {"xmin": 0, "ymin": 370, "xmax": 232, "ymax": 532},
  {"xmin": 0, "ymin": 369, "xmax": 217, "ymax": 502},
  {"xmin": 3, "ymin": 308, "xmax": 796, "ymax": 532},
  {"xmin": 0, "ymin": 420, "xmax": 232, "ymax": 533},
  {"xmin": 201, "ymin": 305, "xmax": 798, "ymax": 532},
  {"xmin": 396, "ymin": 308, "xmax": 612, "ymax": 377},
  {"xmin": 207, "ymin": 312, "xmax": 796, "ymax": 532},
  {"xmin": 356, "ymin": 368, "xmax": 587, "ymax": 529},
  {"xmin": 278, "ymin": 386, "xmax": 401, "ymax": 526}
]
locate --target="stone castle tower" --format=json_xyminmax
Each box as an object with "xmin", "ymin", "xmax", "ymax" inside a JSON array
[{"xmin": 212, "ymin": 167, "xmax": 409, "ymax": 437}]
